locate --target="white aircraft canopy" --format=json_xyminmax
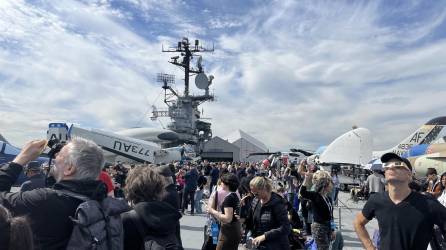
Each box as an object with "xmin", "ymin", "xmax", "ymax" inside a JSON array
[{"xmin": 319, "ymin": 128, "xmax": 373, "ymax": 165}]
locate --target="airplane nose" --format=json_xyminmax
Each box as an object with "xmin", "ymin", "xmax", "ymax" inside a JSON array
[{"xmin": 157, "ymin": 132, "xmax": 179, "ymax": 141}]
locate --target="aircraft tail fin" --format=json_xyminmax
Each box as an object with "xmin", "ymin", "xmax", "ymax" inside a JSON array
[
  {"xmin": 0, "ymin": 134, "xmax": 9, "ymax": 144},
  {"xmin": 387, "ymin": 116, "xmax": 446, "ymax": 156}
]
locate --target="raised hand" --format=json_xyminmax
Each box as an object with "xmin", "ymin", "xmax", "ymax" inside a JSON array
[{"xmin": 12, "ymin": 139, "xmax": 47, "ymax": 166}]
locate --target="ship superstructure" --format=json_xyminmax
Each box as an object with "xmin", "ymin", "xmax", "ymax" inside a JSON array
[{"xmin": 151, "ymin": 37, "xmax": 215, "ymax": 153}]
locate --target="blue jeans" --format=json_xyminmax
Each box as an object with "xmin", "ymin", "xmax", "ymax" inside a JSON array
[
  {"xmin": 194, "ymin": 189, "xmax": 204, "ymax": 213},
  {"xmin": 293, "ymin": 194, "xmax": 300, "ymax": 211},
  {"xmin": 332, "ymin": 187, "xmax": 339, "ymax": 206}
]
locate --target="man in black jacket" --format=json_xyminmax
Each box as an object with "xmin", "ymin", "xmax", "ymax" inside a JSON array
[
  {"xmin": 182, "ymin": 164, "xmax": 199, "ymax": 215},
  {"xmin": 0, "ymin": 138, "xmax": 109, "ymax": 250},
  {"xmin": 20, "ymin": 161, "xmax": 46, "ymax": 191}
]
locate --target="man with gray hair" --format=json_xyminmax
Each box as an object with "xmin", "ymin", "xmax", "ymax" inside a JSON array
[{"xmin": 0, "ymin": 138, "xmax": 121, "ymax": 250}]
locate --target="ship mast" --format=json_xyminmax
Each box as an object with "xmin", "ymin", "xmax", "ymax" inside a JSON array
[
  {"xmin": 162, "ymin": 38, "xmax": 214, "ymax": 96},
  {"xmin": 151, "ymin": 38, "xmax": 215, "ymax": 153}
]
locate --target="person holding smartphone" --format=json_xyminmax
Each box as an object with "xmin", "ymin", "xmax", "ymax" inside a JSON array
[
  {"xmin": 207, "ymin": 174, "xmax": 241, "ymax": 250},
  {"xmin": 245, "ymin": 176, "xmax": 291, "ymax": 250}
]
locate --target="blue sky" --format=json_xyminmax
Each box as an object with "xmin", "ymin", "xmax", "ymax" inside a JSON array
[{"xmin": 1, "ymin": 0, "xmax": 446, "ymax": 151}]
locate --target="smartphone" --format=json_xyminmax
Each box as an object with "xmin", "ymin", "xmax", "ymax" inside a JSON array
[{"xmin": 245, "ymin": 237, "xmax": 255, "ymax": 250}]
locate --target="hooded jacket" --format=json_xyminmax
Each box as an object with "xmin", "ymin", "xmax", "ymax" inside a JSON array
[
  {"xmin": 122, "ymin": 201, "xmax": 182, "ymax": 250},
  {"xmin": 245, "ymin": 192, "xmax": 291, "ymax": 250},
  {"xmin": 0, "ymin": 162, "xmax": 112, "ymax": 250}
]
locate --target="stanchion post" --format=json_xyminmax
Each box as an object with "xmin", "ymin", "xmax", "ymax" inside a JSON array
[{"xmin": 338, "ymin": 207, "xmax": 342, "ymax": 231}]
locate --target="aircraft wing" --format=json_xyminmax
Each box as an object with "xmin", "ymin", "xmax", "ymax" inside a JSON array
[
  {"xmin": 69, "ymin": 125, "xmax": 181, "ymax": 164},
  {"xmin": 247, "ymin": 152, "xmax": 280, "ymax": 157},
  {"xmin": 290, "ymin": 149, "xmax": 314, "ymax": 156}
]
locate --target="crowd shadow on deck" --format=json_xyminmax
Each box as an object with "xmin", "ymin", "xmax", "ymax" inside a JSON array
[
  {"xmin": 342, "ymin": 234, "xmax": 363, "ymax": 248},
  {"xmin": 181, "ymin": 225, "xmax": 204, "ymax": 232}
]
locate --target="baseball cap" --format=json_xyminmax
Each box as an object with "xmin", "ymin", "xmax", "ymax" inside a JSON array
[
  {"xmin": 380, "ymin": 152, "xmax": 412, "ymax": 171},
  {"xmin": 25, "ymin": 161, "xmax": 42, "ymax": 172}
]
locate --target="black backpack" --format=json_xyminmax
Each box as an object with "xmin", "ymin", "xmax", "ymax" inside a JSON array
[
  {"xmin": 129, "ymin": 210, "xmax": 179, "ymax": 250},
  {"xmin": 57, "ymin": 189, "xmax": 129, "ymax": 250},
  {"xmin": 197, "ymin": 175, "xmax": 207, "ymax": 189}
]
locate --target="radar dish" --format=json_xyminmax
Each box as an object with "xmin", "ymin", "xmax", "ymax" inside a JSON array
[{"xmin": 195, "ymin": 73, "xmax": 209, "ymax": 89}]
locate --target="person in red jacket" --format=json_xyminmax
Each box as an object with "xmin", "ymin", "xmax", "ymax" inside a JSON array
[{"xmin": 99, "ymin": 169, "xmax": 115, "ymax": 197}]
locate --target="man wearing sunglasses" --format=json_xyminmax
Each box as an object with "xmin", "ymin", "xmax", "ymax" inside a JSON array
[{"xmin": 353, "ymin": 152, "xmax": 446, "ymax": 250}]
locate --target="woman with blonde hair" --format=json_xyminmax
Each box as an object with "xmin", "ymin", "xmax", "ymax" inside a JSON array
[
  {"xmin": 300, "ymin": 170, "xmax": 335, "ymax": 250},
  {"xmin": 245, "ymin": 176, "xmax": 291, "ymax": 250}
]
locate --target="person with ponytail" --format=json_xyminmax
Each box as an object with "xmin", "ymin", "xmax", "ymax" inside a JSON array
[
  {"xmin": 300, "ymin": 170, "xmax": 335, "ymax": 250},
  {"xmin": 0, "ymin": 204, "xmax": 33, "ymax": 250}
]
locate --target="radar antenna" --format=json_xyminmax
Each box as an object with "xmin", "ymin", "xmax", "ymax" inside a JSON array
[
  {"xmin": 150, "ymin": 38, "xmax": 216, "ymax": 153},
  {"xmin": 162, "ymin": 38, "xmax": 214, "ymax": 96}
]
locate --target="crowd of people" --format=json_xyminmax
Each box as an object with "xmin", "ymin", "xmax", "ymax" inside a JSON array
[{"xmin": 0, "ymin": 138, "xmax": 446, "ymax": 250}]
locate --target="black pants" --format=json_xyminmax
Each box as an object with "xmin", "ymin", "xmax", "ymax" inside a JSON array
[
  {"xmin": 301, "ymin": 200, "xmax": 311, "ymax": 235},
  {"xmin": 182, "ymin": 189, "xmax": 196, "ymax": 214},
  {"xmin": 178, "ymin": 189, "xmax": 184, "ymax": 209},
  {"xmin": 217, "ymin": 220, "xmax": 241, "ymax": 250}
]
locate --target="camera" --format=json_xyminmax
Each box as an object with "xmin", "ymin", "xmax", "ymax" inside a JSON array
[
  {"xmin": 44, "ymin": 139, "xmax": 66, "ymax": 187},
  {"xmin": 47, "ymin": 139, "xmax": 66, "ymax": 159}
]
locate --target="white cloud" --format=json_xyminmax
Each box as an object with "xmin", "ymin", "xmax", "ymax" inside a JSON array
[
  {"xmin": 0, "ymin": 0, "xmax": 165, "ymax": 145},
  {"xmin": 204, "ymin": 0, "xmax": 446, "ymax": 150}
]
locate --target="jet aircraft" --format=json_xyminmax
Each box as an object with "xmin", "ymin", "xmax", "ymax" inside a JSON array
[
  {"xmin": 402, "ymin": 143, "xmax": 446, "ymax": 177},
  {"xmin": 318, "ymin": 116, "xmax": 446, "ymax": 165},
  {"xmin": 47, "ymin": 123, "xmax": 183, "ymax": 164},
  {"xmin": 248, "ymin": 149, "xmax": 313, "ymax": 168}
]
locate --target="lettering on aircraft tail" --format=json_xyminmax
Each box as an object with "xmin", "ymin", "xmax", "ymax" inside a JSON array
[
  {"xmin": 392, "ymin": 124, "xmax": 445, "ymax": 156},
  {"xmin": 113, "ymin": 141, "xmax": 151, "ymax": 157},
  {"xmin": 409, "ymin": 132, "xmax": 425, "ymax": 143}
]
